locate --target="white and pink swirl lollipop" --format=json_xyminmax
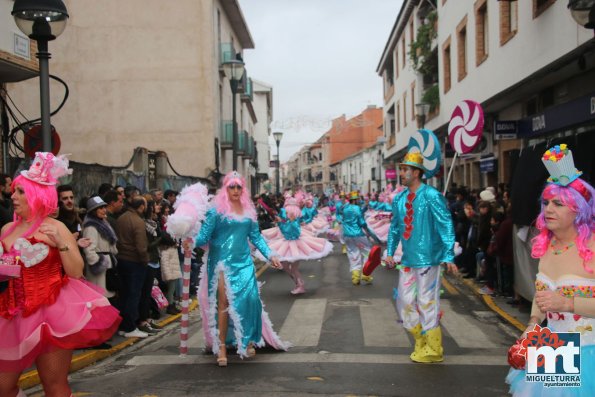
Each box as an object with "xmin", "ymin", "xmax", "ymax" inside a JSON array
[{"xmin": 448, "ymin": 100, "xmax": 484, "ymax": 154}]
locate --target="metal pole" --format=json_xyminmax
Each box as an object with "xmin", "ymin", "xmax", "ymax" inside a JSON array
[
  {"xmin": 37, "ymin": 40, "xmax": 52, "ymax": 152},
  {"xmin": 231, "ymin": 80, "xmax": 238, "ymax": 171},
  {"xmin": 275, "ymin": 141, "xmax": 280, "ymax": 194},
  {"xmin": 1, "ymin": 100, "xmax": 9, "ymax": 172}
]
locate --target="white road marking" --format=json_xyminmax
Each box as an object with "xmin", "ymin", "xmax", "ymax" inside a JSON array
[
  {"xmin": 440, "ymin": 300, "xmax": 499, "ymax": 348},
  {"xmin": 278, "ymin": 298, "xmax": 327, "ymax": 347},
  {"xmin": 126, "ymin": 352, "xmax": 508, "ymax": 366},
  {"xmin": 360, "ymin": 299, "xmax": 410, "ymax": 347}
]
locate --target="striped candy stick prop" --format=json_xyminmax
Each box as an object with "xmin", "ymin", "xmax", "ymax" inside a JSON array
[
  {"xmin": 165, "ymin": 183, "xmax": 210, "ymax": 356},
  {"xmin": 407, "ymin": 129, "xmax": 442, "ymax": 179},
  {"xmin": 179, "ymin": 237, "xmax": 193, "ymax": 355},
  {"xmin": 444, "ymin": 100, "xmax": 484, "ymax": 194}
]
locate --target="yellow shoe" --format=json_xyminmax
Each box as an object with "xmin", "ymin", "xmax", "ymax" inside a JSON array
[
  {"xmin": 413, "ymin": 327, "xmax": 444, "ymax": 363},
  {"xmin": 351, "ymin": 270, "xmax": 361, "ymax": 285},
  {"xmin": 361, "ymin": 274, "xmax": 373, "ymax": 284},
  {"xmin": 407, "ymin": 324, "xmax": 425, "ymax": 362},
  {"xmin": 342, "ymin": 245, "xmax": 347, "ymax": 254}
]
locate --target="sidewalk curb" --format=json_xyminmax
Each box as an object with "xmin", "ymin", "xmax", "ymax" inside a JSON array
[
  {"xmin": 19, "ymin": 299, "xmax": 199, "ymax": 390},
  {"xmin": 446, "ymin": 275, "xmax": 526, "ymax": 333}
]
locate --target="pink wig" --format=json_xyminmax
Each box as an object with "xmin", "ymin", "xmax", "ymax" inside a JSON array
[
  {"xmin": 531, "ymin": 179, "xmax": 595, "ymax": 273},
  {"xmin": 0, "ymin": 175, "xmax": 58, "ymax": 239},
  {"xmin": 294, "ymin": 190, "xmax": 306, "ymax": 207},
  {"xmin": 284, "ymin": 198, "xmax": 302, "ymax": 220},
  {"xmin": 211, "ymin": 171, "xmax": 256, "ymax": 221}
]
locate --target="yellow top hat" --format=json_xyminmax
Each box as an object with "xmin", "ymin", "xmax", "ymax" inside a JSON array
[
  {"xmin": 399, "ymin": 152, "xmax": 426, "ymax": 172},
  {"xmin": 349, "ymin": 191, "xmax": 359, "ymax": 200},
  {"xmin": 339, "ymin": 191, "xmax": 345, "ymax": 197}
]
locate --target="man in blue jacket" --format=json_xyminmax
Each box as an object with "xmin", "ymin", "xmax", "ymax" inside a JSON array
[{"xmin": 385, "ymin": 151, "xmax": 457, "ymax": 363}]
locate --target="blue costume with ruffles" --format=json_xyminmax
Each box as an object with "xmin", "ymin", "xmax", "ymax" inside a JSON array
[{"xmin": 195, "ymin": 208, "xmax": 288, "ymax": 357}]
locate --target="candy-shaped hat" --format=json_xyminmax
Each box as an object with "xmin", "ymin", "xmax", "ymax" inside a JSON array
[
  {"xmin": 541, "ymin": 144, "xmax": 582, "ymax": 186},
  {"xmin": 399, "ymin": 152, "xmax": 426, "ymax": 173},
  {"xmin": 21, "ymin": 152, "xmax": 72, "ymax": 186}
]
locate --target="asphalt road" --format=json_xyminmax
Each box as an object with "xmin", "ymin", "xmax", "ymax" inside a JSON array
[{"xmin": 28, "ymin": 245, "xmax": 518, "ymax": 397}]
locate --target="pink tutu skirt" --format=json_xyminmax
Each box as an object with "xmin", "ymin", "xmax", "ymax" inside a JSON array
[
  {"xmin": 366, "ymin": 212, "xmax": 391, "ymax": 243},
  {"xmin": 267, "ymin": 233, "xmax": 333, "ymax": 263},
  {"xmin": 0, "ymin": 278, "xmax": 121, "ymax": 372},
  {"xmin": 262, "ymin": 226, "xmax": 314, "ymax": 241},
  {"xmin": 302, "ymin": 217, "xmax": 330, "ymax": 236}
]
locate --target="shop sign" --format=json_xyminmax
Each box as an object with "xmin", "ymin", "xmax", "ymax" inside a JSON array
[
  {"xmin": 494, "ymin": 121, "xmax": 518, "ymax": 140},
  {"xmin": 385, "ymin": 169, "xmax": 397, "ymax": 180},
  {"xmin": 480, "ymin": 156, "xmax": 496, "ymax": 173}
]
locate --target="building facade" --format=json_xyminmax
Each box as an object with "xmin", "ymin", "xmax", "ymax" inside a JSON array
[
  {"xmin": 282, "ymin": 106, "xmax": 383, "ymax": 195},
  {"xmin": 2, "ymin": 0, "xmax": 270, "ymax": 192},
  {"xmin": 378, "ymin": 0, "xmax": 594, "ymax": 192}
]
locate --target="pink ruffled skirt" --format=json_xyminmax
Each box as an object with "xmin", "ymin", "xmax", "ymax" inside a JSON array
[{"xmin": 0, "ymin": 278, "xmax": 121, "ymax": 372}]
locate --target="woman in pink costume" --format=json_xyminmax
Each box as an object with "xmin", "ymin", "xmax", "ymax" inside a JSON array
[
  {"xmin": 267, "ymin": 198, "xmax": 333, "ymax": 294},
  {"xmin": 0, "ymin": 153, "xmax": 121, "ymax": 397}
]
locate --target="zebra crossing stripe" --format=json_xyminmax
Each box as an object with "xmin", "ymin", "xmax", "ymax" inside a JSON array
[
  {"xmin": 278, "ymin": 298, "xmax": 327, "ymax": 347},
  {"xmin": 360, "ymin": 299, "xmax": 410, "ymax": 347},
  {"xmin": 440, "ymin": 300, "xmax": 499, "ymax": 348}
]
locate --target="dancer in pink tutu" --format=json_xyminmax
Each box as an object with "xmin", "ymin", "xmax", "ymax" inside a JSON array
[
  {"xmin": 302, "ymin": 195, "xmax": 330, "ymax": 236},
  {"xmin": 366, "ymin": 187, "xmax": 401, "ymax": 243},
  {"xmin": 0, "ymin": 153, "xmax": 121, "ymax": 397},
  {"xmin": 267, "ymin": 198, "xmax": 333, "ymax": 294}
]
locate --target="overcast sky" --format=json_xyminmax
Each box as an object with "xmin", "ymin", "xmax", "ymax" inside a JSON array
[{"xmin": 238, "ymin": 0, "xmax": 403, "ymax": 162}]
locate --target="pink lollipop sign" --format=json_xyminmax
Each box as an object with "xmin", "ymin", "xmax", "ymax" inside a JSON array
[{"xmin": 448, "ymin": 100, "xmax": 484, "ymax": 154}]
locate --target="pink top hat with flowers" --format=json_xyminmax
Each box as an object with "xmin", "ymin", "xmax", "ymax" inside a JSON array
[{"xmin": 21, "ymin": 152, "xmax": 72, "ymax": 186}]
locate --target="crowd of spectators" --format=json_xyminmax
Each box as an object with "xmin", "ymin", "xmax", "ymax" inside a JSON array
[{"xmin": 447, "ymin": 184, "xmax": 518, "ymax": 304}]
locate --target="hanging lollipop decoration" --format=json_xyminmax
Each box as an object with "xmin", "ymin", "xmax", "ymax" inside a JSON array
[
  {"xmin": 165, "ymin": 182, "xmax": 211, "ymax": 357},
  {"xmin": 443, "ymin": 100, "xmax": 484, "ymax": 194},
  {"xmin": 407, "ymin": 128, "xmax": 442, "ymax": 179}
]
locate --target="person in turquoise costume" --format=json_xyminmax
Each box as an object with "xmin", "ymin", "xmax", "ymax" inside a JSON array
[
  {"xmin": 301, "ymin": 196, "xmax": 318, "ymax": 225},
  {"xmin": 266, "ymin": 197, "xmax": 333, "ymax": 295},
  {"xmin": 385, "ymin": 151, "xmax": 457, "ymax": 364},
  {"xmin": 192, "ymin": 171, "xmax": 288, "ymax": 367},
  {"xmin": 342, "ymin": 191, "xmax": 380, "ymax": 285}
]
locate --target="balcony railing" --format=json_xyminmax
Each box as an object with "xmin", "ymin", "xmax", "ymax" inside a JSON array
[
  {"xmin": 220, "ymin": 120, "xmax": 233, "ymax": 149},
  {"xmin": 242, "ymin": 135, "xmax": 254, "ymax": 159},
  {"xmin": 236, "ymin": 130, "xmax": 247, "ymax": 155},
  {"xmin": 219, "ymin": 43, "xmax": 235, "ymax": 66},
  {"xmin": 241, "ymin": 77, "xmax": 253, "ymax": 102}
]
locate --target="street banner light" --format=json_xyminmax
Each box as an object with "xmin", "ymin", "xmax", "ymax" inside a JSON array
[
  {"xmin": 222, "ymin": 59, "xmax": 245, "ymax": 171},
  {"xmin": 12, "ymin": 0, "xmax": 69, "ymax": 152},
  {"xmin": 273, "ymin": 131, "xmax": 283, "ymax": 194}
]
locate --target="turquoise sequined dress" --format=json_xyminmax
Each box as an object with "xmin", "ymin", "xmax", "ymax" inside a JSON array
[{"xmin": 195, "ymin": 208, "xmax": 289, "ymax": 357}]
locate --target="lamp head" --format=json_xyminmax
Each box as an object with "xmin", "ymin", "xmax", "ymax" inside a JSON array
[
  {"xmin": 273, "ymin": 131, "xmax": 283, "ymax": 143},
  {"xmin": 222, "ymin": 59, "xmax": 245, "ymax": 81},
  {"xmin": 12, "ymin": 0, "xmax": 69, "ymax": 41},
  {"xmin": 568, "ymin": 0, "xmax": 595, "ymax": 29}
]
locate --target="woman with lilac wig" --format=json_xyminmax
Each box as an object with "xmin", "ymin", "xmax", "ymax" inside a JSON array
[
  {"xmin": 506, "ymin": 144, "xmax": 595, "ymax": 396},
  {"xmin": 193, "ymin": 171, "xmax": 289, "ymax": 367}
]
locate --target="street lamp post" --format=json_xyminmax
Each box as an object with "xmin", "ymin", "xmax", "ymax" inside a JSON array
[
  {"xmin": 415, "ymin": 102, "xmax": 431, "ymax": 129},
  {"xmin": 568, "ymin": 0, "xmax": 595, "ymax": 29},
  {"xmin": 273, "ymin": 131, "xmax": 283, "ymax": 194},
  {"xmin": 12, "ymin": 0, "xmax": 69, "ymax": 152},
  {"xmin": 222, "ymin": 59, "xmax": 245, "ymax": 171}
]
